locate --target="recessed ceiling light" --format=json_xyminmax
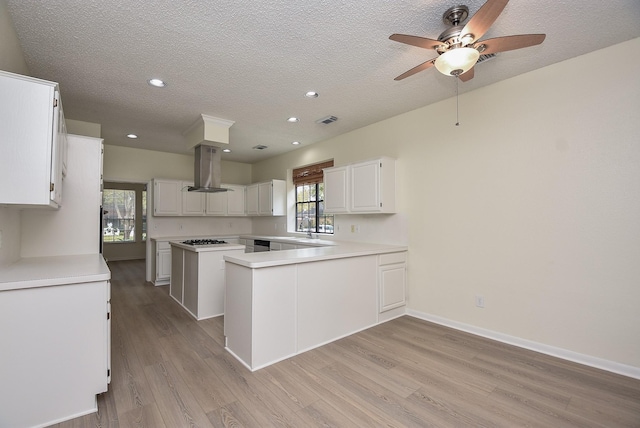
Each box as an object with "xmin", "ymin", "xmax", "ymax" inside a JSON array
[
  {"xmin": 222, "ymin": 148, "xmax": 231, "ymax": 153},
  {"xmin": 148, "ymin": 78, "xmax": 166, "ymax": 88},
  {"xmin": 126, "ymin": 133, "xmax": 138, "ymax": 139},
  {"xmin": 305, "ymin": 91, "xmax": 318, "ymax": 98},
  {"xmin": 292, "ymin": 141, "xmax": 300, "ymax": 145},
  {"xmin": 287, "ymin": 117, "xmax": 299, "ymax": 123}
]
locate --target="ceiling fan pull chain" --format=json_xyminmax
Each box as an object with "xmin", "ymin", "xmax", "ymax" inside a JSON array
[{"xmin": 455, "ymin": 76, "xmax": 460, "ymax": 126}]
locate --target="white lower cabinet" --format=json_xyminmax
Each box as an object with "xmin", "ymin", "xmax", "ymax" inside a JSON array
[
  {"xmin": 0, "ymin": 279, "xmax": 110, "ymax": 428},
  {"xmin": 378, "ymin": 251, "xmax": 407, "ymax": 322},
  {"xmin": 155, "ymin": 241, "xmax": 172, "ymax": 285}
]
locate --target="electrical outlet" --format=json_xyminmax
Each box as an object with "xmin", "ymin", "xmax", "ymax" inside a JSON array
[
  {"xmin": 475, "ymin": 295, "xmax": 485, "ymax": 308},
  {"xmin": 350, "ymin": 224, "xmax": 359, "ymax": 233}
]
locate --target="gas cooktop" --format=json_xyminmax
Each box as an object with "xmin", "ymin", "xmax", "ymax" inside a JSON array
[{"xmin": 182, "ymin": 239, "xmax": 228, "ymax": 245}]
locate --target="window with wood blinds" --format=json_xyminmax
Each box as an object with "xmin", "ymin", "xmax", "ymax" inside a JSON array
[
  {"xmin": 293, "ymin": 160, "xmax": 334, "ymax": 235},
  {"xmin": 292, "ymin": 160, "xmax": 334, "ymax": 185}
]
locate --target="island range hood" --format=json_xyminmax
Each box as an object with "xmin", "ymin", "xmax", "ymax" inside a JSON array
[
  {"xmin": 184, "ymin": 114, "xmax": 235, "ymax": 193},
  {"xmin": 187, "ymin": 144, "xmax": 229, "ymax": 193}
]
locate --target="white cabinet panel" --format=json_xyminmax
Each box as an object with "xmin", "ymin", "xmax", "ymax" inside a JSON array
[
  {"xmin": 246, "ymin": 184, "xmax": 259, "ymax": 216},
  {"xmin": 156, "ymin": 241, "xmax": 172, "ymax": 285},
  {"xmin": 323, "ymin": 166, "xmax": 349, "ymax": 213},
  {"xmin": 0, "ymin": 70, "xmax": 67, "ymax": 208},
  {"xmin": 226, "ymin": 184, "xmax": 246, "ymax": 215},
  {"xmin": 182, "ymin": 181, "xmax": 205, "ymax": 215},
  {"xmin": 246, "ymin": 180, "xmax": 286, "ymax": 216},
  {"xmin": 153, "ymin": 179, "xmax": 181, "ymax": 216},
  {"xmin": 378, "ymin": 251, "xmax": 407, "ymax": 321},
  {"xmin": 324, "ymin": 157, "xmax": 395, "ymax": 214},
  {"xmin": 206, "ymin": 190, "xmax": 227, "ymax": 215}
]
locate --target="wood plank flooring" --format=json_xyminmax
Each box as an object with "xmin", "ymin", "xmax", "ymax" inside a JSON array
[{"xmin": 51, "ymin": 260, "xmax": 640, "ymax": 427}]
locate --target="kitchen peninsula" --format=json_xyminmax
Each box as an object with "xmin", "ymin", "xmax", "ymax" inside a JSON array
[{"xmin": 223, "ymin": 241, "xmax": 408, "ymax": 371}]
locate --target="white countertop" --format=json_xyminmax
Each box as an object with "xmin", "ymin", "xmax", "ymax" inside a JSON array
[
  {"xmin": 224, "ymin": 241, "xmax": 407, "ymax": 269},
  {"xmin": 240, "ymin": 234, "xmax": 337, "ymax": 247},
  {"xmin": 169, "ymin": 241, "xmax": 246, "ymax": 253},
  {"xmin": 0, "ymin": 254, "xmax": 111, "ymax": 292}
]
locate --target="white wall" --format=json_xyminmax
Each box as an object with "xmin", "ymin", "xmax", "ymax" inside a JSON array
[
  {"xmin": 0, "ymin": 0, "xmax": 27, "ymax": 266},
  {"xmin": 252, "ymin": 38, "xmax": 640, "ymax": 370},
  {"xmin": 103, "ymin": 144, "xmax": 252, "ymax": 184}
]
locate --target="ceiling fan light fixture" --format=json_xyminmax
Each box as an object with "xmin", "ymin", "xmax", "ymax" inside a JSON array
[{"xmin": 435, "ymin": 47, "xmax": 480, "ymax": 76}]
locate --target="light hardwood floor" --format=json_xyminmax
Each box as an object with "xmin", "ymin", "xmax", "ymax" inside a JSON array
[{"xmin": 51, "ymin": 260, "xmax": 640, "ymax": 427}]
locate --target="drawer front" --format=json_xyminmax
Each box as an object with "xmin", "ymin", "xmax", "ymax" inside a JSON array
[
  {"xmin": 379, "ymin": 251, "xmax": 406, "ymax": 266},
  {"xmin": 157, "ymin": 241, "xmax": 171, "ymax": 251}
]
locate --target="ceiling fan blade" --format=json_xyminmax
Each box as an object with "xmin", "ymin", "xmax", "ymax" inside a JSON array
[
  {"xmin": 460, "ymin": 0, "xmax": 509, "ymax": 43},
  {"xmin": 475, "ymin": 34, "xmax": 546, "ymax": 55},
  {"xmin": 458, "ymin": 67, "xmax": 475, "ymax": 82},
  {"xmin": 389, "ymin": 34, "xmax": 443, "ymax": 50},
  {"xmin": 394, "ymin": 58, "xmax": 437, "ymax": 81}
]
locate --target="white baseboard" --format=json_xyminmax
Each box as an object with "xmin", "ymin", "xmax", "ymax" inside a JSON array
[{"xmin": 406, "ymin": 309, "xmax": 640, "ymax": 380}]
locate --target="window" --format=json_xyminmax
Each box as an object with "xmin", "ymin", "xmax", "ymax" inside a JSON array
[
  {"xmin": 293, "ymin": 160, "xmax": 334, "ymax": 235},
  {"xmin": 103, "ymin": 182, "xmax": 147, "ymax": 244},
  {"xmin": 103, "ymin": 189, "xmax": 136, "ymax": 243}
]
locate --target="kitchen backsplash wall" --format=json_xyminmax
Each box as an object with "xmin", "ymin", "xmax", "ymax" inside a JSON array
[
  {"xmin": 250, "ymin": 213, "xmax": 408, "ymax": 245},
  {"xmin": 0, "ymin": 207, "xmax": 21, "ymax": 265},
  {"xmin": 148, "ymin": 215, "xmax": 253, "ymax": 239}
]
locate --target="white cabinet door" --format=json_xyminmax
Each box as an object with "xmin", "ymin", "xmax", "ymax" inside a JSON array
[
  {"xmin": 169, "ymin": 246, "xmax": 183, "ymax": 300},
  {"xmin": 258, "ymin": 181, "xmax": 273, "ymax": 215},
  {"xmin": 378, "ymin": 251, "xmax": 407, "ymax": 321},
  {"xmin": 156, "ymin": 241, "xmax": 172, "ymax": 285},
  {"xmin": 226, "ymin": 184, "xmax": 246, "ymax": 215},
  {"xmin": 205, "ymin": 191, "xmax": 227, "ymax": 215},
  {"xmin": 350, "ymin": 157, "xmax": 396, "ymax": 213},
  {"xmin": 246, "ymin": 184, "xmax": 259, "ymax": 215},
  {"xmin": 153, "ymin": 179, "xmax": 181, "ymax": 216},
  {"xmin": 350, "ymin": 159, "xmax": 381, "ymax": 212},
  {"xmin": 323, "ymin": 166, "xmax": 349, "ymax": 213},
  {"xmin": 0, "ymin": 71, "xmax": 66, "ymax": 208},
  {"xmin": 181, "ymin": 181, "xmax": 205, "ymax": 215}
]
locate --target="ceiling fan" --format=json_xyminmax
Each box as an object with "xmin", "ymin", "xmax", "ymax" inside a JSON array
[{"xmin": 389, "ymin": 0, "xmax": 546, "ymax": 82}]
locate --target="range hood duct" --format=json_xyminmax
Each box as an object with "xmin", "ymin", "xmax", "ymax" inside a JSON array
[{"xmin": 187, "ymin": 144, "xmax": 229, "ymax": 193}]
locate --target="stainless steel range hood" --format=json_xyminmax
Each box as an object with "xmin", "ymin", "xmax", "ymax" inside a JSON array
[{"xmin": 187, "ymin": 144, "xmax": 228, "ymax": 193}]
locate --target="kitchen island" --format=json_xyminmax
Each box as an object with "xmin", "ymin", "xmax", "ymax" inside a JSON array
[
  {"xmin": 169, "ymin": 240, "xmax": 245, "ymax": 320},
  {"xmin": 223, "ymin": 241, "xmax": 408, "ymax": 371}
]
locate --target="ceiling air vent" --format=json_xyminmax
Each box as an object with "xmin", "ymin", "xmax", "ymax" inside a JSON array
[
  {"xmin": 252, "ymin": 144, "xmax": 268, "ymax": 150},
  {"xmin": 315, "ymin": 115, "xmax": 338, "ymax": 125}
]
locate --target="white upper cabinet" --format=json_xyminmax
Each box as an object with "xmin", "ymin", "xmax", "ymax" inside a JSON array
[
  {"xmin": 0, "ymin": 71, "xmax": 68, "ymax": 208},
  {"xmin": 205, "ymin": 190, "xmax": 226, "ymax": 216},
  {"xmin": 324, "ymin": 157, "xmax": 396, "ymax": 214},
  {"xmin": 153, "ymin": 179, "xmax": 182, "ymax": 216},
  {"xmin": 225, "ymin": 184, "xmax": 246, "ymax": 216},
  {"xmin": 181, "ymin": 181, "xmax": 206, "ymax": 215},
  {"xmin": 245, "ymin": 184, "xmax": 259, "ymax": 216},
  {"xmin": 246, "ymin": 180, "xmax": 286, "ymax": 216},
  {"xmin": 323, "ymin": 166, "xmax": 350, "ymax": 213},
  {"xmin": 153, "ymin": 179, "xmax": 247, "ymax": 217}
]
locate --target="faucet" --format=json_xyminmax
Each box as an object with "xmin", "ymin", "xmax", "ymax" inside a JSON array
[{"xmin": 305, "ymin": 216, "xmax": 314, "ymax": 239}]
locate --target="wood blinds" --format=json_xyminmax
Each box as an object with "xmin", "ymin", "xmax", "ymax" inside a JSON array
[{"xmin": 292, "ymin": 160, "xmax": 334, "ymax": 185}]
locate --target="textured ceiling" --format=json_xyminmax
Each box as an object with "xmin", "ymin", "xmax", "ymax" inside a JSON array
[{"xmin": 6, "ymin": 0, "xmax": 640, "ymax": 163}]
